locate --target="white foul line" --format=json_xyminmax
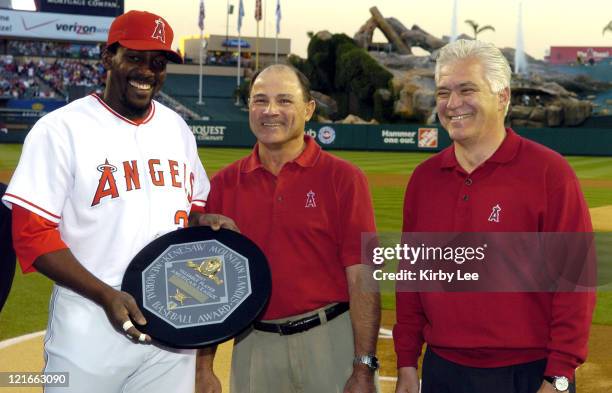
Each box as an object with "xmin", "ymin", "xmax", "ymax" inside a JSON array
[{"xmin": 0, "ymin": 330, "xmax": 46, "ymax": 350}]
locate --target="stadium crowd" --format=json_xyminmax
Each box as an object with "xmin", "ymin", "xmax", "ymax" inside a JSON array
[
  {"xmin": 0, "ymin": 56, "xmax": 42, "ymax": 98},
  {"xmin": 8, "ymin": 40, "xmax": 102, "ymax": 60},
  {"xmin": 1, "ymin": 41, "xmax": 195, "ymax": 119},
  {"xmin": 0, "ymin": 55, "xmax": 104, "ymax": 99},
  {"xmin": 37, "ymin": 59, "xmax": 104, "ymax": 95}
]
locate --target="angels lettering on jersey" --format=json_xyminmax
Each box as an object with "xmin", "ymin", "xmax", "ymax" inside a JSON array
[{"xmin": 91, "ymin": 158, "xmax": 195, "ymax": 206}]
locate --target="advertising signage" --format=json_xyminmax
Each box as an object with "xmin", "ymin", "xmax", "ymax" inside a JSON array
[
  {"xmin": 0, "ymin": 9, "xmax": 112, "ymax": 42},
  {"xmin": 36, "ymin": 0, "xmax": 123, "ymax": 17}
]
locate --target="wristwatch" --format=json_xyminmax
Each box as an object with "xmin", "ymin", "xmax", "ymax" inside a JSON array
[
  {"xmin": 544, "ymin": 376, "xmax": 570, "ymax": 392},
  {"xmin": 354, "ymin": 354, "xmax": 379, "ymax": 371}
]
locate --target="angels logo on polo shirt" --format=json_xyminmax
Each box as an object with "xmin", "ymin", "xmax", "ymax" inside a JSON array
[
  {"xmin": 305, "ymin": 190, "xmax": 317, "ymax": 208},
  {"xmin": 488, "ymin": 204, "xmax": 501, "ymax": 223},
  {"xmin": 151, "ymin": 18, "xmax": 166, "ymax": 43}
]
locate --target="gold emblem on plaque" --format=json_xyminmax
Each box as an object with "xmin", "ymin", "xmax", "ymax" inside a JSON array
[
  {"xmin": 187, "ymin": 258, "xmax": 224, "ymax": 285},
  {"xmin": 170, "ymin": 288, "xmax": 191, "ymax": 305}
]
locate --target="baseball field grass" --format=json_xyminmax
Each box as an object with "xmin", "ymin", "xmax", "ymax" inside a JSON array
[{"xmin": 1, "ymin": 144, "xmax": 611, "ymax": 341}]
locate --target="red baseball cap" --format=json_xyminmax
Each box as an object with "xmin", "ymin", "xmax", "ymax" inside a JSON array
[{"xmin": 107, "ymin": 10, "xmax": 183, "ymax": 64}]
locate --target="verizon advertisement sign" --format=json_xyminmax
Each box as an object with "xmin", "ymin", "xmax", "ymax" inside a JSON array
[{"xmin": 0, "ymin": 9, "xmax": 112, "ymax": 42}]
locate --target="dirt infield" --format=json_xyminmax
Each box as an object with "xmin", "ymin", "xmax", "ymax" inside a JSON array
[
  {"xmin": 0, "ymin": 337, "xmax": 234, "ymax": 393},
  {"xmin": 590, "ymin": 205, "xmax": 612, "ymax": 231},
  {"xmin": 378, "ymin": 312, "xmax": 612, "ymax": 393},
  {"xmin": 1, "ymin": 312, "xmax": 610, "ymax": 393},
  {"xmin": 0, "ymin": 169, "xmax": 12, "ymax": 183}
]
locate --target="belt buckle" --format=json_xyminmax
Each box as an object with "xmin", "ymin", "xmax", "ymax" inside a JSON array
[
  {"xmin": 279, "ymin": 318, "xmax": 302, "ymax": 335},
  {"xmin": 278, "ymin": 316, "xmax": 319, "ymax": 336}
]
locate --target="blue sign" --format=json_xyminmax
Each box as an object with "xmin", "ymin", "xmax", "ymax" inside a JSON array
[{"xmin": 222, "ymin": 39, "xmax": 250, "ymax": 49}]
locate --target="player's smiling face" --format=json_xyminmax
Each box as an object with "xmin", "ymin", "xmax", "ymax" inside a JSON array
[
  {"xmin": 103, "ymin": 46, "xmax": 168, "ymax": 120},
  {"xmin": 248, "ymin": 67, "xmax": 315, "ymax": 148},
  {"xmin": 435, "ymin": 57, "xmax": 507, "ymax": 144}
]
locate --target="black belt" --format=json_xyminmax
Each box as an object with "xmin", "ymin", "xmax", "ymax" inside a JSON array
[{"xmin": 253, "ymin": 302, "xmax": 349, "ymax": 336}]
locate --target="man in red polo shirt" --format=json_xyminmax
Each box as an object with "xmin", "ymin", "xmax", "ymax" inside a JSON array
[
  {"xmin": 393, "ymin": 40, "xmax": 595, "ymax": 393},
  {"xmin": 197, "ymin": 64, "xmax": 380, "ymax": 393}
]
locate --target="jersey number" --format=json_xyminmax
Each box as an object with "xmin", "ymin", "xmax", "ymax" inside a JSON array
[{"xmin": 174, "ymin": 210, "xmax": 188, "ymax": 228}]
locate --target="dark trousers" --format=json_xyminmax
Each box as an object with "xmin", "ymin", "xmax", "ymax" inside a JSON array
[{"xmin": 421, "ymin": 347, "xmax": 576, "ymax": 393}]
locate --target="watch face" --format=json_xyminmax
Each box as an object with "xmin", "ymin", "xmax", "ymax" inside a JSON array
[
  {"xmin": 356, "ymin": 355, "xmax": 379, "ymax": 371},
  {"xmin": 554, "ymin": 377, "xmax": 570, "ymax": 391},
  {"xmin": 371, "ymin": 357, "xmax": 379, "ymax": 369}
]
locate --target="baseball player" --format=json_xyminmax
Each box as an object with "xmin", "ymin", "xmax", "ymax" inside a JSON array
[{"xmin": 2, "ymin": 11, "xmax": 235, "ymax": 393}]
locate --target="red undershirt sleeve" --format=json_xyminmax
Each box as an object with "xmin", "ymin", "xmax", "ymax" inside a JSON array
[
  {"xmin": 11, "ymin": 204, "xmax": 68, "ymax": 273},
  {"xmin": 190, "ymin": 203, "xmax": 205, "ymax": 215}
]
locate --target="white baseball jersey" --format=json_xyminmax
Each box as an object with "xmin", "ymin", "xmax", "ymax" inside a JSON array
[{"xmin": 3, "ymin": 94, "xmax": 209, "ymax": 286}]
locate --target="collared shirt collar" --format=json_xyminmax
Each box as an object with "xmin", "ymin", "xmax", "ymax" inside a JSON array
[
  {"xmin": 440, "ymin": 128, "xmax": 521, "ymax": 169},
  {"xmin": 241, "ymin": 134, "xmax": 322, "ymax": 173}
]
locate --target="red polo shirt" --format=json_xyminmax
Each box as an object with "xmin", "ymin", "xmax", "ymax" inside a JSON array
[
  {"xmin": 393, "ymin": 129, "xmax": 595, "ymax": 379},
  {"xmin": 206, "ymin": 135, "xmax": 376, "ymax": 320}
]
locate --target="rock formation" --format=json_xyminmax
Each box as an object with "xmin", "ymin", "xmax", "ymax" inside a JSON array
[{"xmin": 350, "ymin": 7, "xmax": 608, "ymax": 127}]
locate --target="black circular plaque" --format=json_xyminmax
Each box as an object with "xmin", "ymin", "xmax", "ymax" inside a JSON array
[{"xmin": 121, "ymin": 226, "xmax": 271, "ymax": 349}]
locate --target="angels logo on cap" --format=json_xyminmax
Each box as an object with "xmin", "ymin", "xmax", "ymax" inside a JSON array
[
  {"xmin": 107, "ymin": 10, "xmax": 182, "ymax": 63},
  {"xmin": 151, "ymin": 18, "xmax": 166, "ymax": 43}
]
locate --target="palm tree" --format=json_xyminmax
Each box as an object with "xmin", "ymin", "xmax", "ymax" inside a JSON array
[
  {"xmin": 464, "ymin": 19, "xmax": 495, "ymax": 40},
  {"xmin": 603, "ymin": 21, "xmax": 612, "ymax": 36}
]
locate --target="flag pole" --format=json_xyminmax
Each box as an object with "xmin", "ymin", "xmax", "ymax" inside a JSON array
[
  {"xmin": 256, "ymin": 23, "xmax": 260, "ymax": 71},
  {"xmin": 274, "ymin": 0, "xmax": 279, "ymax": 63},
  {"xmin": 255, "ymin": 0, "xmax": 261, "ymax": 71},
  {"xmin": 263, "ymin": 0, "xmax": 266, "ymax": 37},
  {"xmin": 274, "ymin": 0, "xmax": 280, "ymax": 64},
  {"xmin": 236, "ymin": 0, "xmax": 244, "ymax": 106},
  {"xmin": 198, "ymin": 0, "xmax": 205, "ymax": 105},
  {"xmin": 236, "ymin": 33, "xmax": 241, "ymax": 106},
  {"xmin": 198, "ymin": 28, "xmax": 204, "ymax": 105},
  {"xmin": 225, "ymin": 0, "xmax": 230, "ymax": 55}
]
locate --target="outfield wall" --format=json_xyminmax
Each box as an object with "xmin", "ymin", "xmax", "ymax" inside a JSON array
[
  {"xmin": 1, "ymin": 120, "xmax": 611, "ymax": 156},
  {"xmin": 188, "ymin": 121, "xmax": 612, "ymax": 156}
]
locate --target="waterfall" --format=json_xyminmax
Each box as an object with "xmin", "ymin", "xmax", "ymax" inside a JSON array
[{"xmin": 514, "ymin": 2, "xmax": 528, "ymax": 74}]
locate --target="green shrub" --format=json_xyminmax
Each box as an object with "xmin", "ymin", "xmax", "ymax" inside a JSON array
[{"xmin": 297, "ymin": 32, "xmax": 394, "ymax": 120}]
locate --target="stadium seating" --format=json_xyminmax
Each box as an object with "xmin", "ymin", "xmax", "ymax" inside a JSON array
[
  {"xmin": 3, "ymin": 39, "xmax": 246, "ymax": 120},
  {"xmin": 162, "ymin": 74, "xmax": 247, "ymax": 121},
  {"xmin": 0, "ymin": 56, "xmax": 45, "ymax": 99},
  {"xmin": 163, "ymin": 74, "xmax": 239, "ymax": 98},
  {"xmin": 37, "ymin": 59, "xmax": 104, "ymax": 97},
  {"xmin": 8, "ymin": 40, "xmax": 102, "ymax": 60},
  {"xmin": 173, "ymin": 96, "xmax": 248, "ymax": 121}
]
